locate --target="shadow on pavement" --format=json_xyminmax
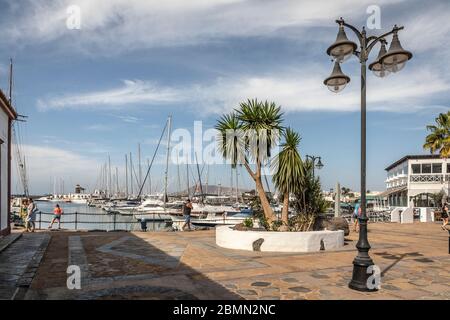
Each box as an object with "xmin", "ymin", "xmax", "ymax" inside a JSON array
[{"xmin": 25, "ymin": 231, "xmax": 242, "ymax": 300}]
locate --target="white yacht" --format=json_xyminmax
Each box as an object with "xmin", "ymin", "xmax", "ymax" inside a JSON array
[{"xmin": 170, "ymin": 210, "xmax": 253, "ymax": 230}]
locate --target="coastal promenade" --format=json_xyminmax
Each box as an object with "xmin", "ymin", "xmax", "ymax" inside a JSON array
[{"xmin": 0, "ymin": 222, "xmax": 449, "ymax": 300}]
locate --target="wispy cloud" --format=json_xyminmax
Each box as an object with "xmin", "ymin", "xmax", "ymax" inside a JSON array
[
  {"xmin": 35, "ymin": 65, "xmax": 450, "ymax": 114},
  {"xmin": 36, "ymin": 80, "xmax": 183, "ymax": 110},
  {"xmin": 84, "ymin": 123, "xmax": 113, "ymax": 131},
  {"xmin": 3, "ymin": 0, "xmax": 405, "ymax": 54},
  {"xmin": 112, "ymin": 115, "xmax": 141, "ymax": 123},
  {"xmin": 40, "ymin": 135, "xmax": 111, "ymax": 154}
]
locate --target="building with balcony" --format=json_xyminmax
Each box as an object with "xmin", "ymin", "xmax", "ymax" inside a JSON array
[
  {"xmin": 382, "ymin": 155, "xmax": 449, "ymax": 208},
  {"xmin": 0, "ymin": 90, "xmax": 17, "ymax": 236}
]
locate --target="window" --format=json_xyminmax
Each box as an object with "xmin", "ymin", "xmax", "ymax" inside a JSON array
[
  {"xmin": 412, "ymin": 164, "xmax": 420, "ymax": 174},
  {"xmin": 422, "ymin": 163, "xmax": 432, "ymax": 174},
  {"xmin": 447, "ymin": 163, "xmax": 450, "ymax": 174},
  {"xmin": 432, "ymin": 163, "xmax": 442, "ymax": 173},
  {"xmin": 403, "ymin": 165, "xmax": 408, "ymax": 174}
]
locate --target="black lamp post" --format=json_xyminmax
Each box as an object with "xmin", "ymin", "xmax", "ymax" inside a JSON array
[
  {"xmin": 324, "ymin": 18, "xmax": 412, "ymax": 292},
  {"xmin": 306, "ymin": 155, "xmax": 324, "ymax": 178}
]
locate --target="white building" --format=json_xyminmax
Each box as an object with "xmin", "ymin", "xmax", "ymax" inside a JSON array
[
  {"xmin": 383, "ymin": 155, "xmax": 449, "ymax": 208},
  {"xmin": 0, "ymin": 90, "xmax": 17, "ymax": 236}
]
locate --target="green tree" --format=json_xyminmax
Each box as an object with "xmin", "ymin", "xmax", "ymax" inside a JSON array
[
  {"xmin": 272, "ymin": 128, "xmax": 304, "ymax": 225},
  {"xmin": 216, "ymin": 99, "xmax": 283, "ymax": 223},
  {"xmin": 290, "ymin": 160, "xmax": 327, "ymax": 231},
  {"xmin": 423, "ymin": 111, "xmax": 450, "ymax": 157}
]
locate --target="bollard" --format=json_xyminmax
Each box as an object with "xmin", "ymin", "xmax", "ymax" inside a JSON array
[
  {"xmin": 38, "ymin": 211, "xmax": 42, "ymax": 230},
  {"xmin": 75, "ymin": 211, "xmax": 78, "ymax": 230},
  {"xmin": 448, "ymin": 228, "xmax": 450, "ymax": 254},
  {"xmin": 113, "ymin": 213, "xmax": 117, "ymax": 231}
]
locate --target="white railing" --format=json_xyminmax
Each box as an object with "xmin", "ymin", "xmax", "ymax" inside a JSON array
[{"xmin": 410, "ymin": 174, "xmax": 443, "ymax": 183}]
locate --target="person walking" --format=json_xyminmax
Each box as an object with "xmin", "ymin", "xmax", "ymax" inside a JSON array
[
  {"xmin": 25, "ymin": 198, "xmax": 37, "ymax": 232},
  {"xmin": 353, "ymin": 202, "xmax": 361, "ymax": 233},
  {"xmin": 48, "ymin": 204, "xmax": 63, "ymax": 230},
  {"xmin": 181, "ymin": 199, "xmax": 193, "ymax": 231},
  {"xmin": 441, "ymin": 203, "xmax": 449, "ymax": 230}
]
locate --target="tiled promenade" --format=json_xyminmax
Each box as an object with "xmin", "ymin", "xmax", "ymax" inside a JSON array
[{"xmin": 1, "ymin": 222, "xmax": 449, "ymax": 300}]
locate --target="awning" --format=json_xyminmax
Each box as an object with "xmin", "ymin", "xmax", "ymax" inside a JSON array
[{"xmin": 378, "ymin": 185, "xmax": 407, "ymax": 197}]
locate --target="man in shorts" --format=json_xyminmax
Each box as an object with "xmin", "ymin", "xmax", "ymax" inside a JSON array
[{"xmin": 181, "ymin": 199, "xmax": 193, "ymax": 231}]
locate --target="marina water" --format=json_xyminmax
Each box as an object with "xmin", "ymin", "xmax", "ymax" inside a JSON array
[{"xmin": 33, "ymin": 202, "xmax": 170, "ymax": 232}]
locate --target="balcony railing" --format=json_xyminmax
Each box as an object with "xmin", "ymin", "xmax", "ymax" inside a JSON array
[{"xmin": 410, "ymin": 174, "xmax": 444, "ymax": 183}]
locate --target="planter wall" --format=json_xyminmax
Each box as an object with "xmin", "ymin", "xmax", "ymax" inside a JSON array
[{"xmin": 216, "ymin": 226, "xmax": 344, "ymax": 252}]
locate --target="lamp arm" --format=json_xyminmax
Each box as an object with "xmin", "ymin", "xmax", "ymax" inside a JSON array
[{"xmin": 366, "ymin": 26, "xmax": 405, "ymax": 55}]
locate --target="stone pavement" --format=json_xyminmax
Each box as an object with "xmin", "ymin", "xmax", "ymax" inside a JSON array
[
  {"xmin": 0, "ymin": 232, "xmax": 50, "ymax": 299},
  {"xmin": 1, "ymin": 222, "xmax": 449, "ymax": 300}
]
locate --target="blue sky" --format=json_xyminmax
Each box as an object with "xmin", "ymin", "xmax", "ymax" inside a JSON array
[{"xmin": 1, "ymin": 0, "xmax": 449, "ymax": 195}]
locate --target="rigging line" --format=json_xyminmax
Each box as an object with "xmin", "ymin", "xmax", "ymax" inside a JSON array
[
  {"xmin": 131, "ymin": 162, "xmax": 140, "ymax": 191},
  {"xmin": 189, "ymin": 162, "xmax": 205, "ymax": 187},
  {"xmin": 136, "ymin": 117, "xmax": 169, "ymax": 199}
]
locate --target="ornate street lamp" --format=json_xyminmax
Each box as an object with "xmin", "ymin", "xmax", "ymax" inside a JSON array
[
  {"xmin": 324, "ymin": 18, "xmax": 412, "ymax": 292},
  {"xmin": 368, "ymin": 39, "xmax": 390, "ymax": 78},
  {"xmin": 323, "ymin": 62, "xmax": 350, "ymax": 93},
  {"xmin": 306, "ymin": 155, "xmax": 324, "ymax": 178}
]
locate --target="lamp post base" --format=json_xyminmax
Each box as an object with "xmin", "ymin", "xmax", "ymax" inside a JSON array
[{"xmin": 348, "ymin": 259, "xmax": 378, "ymax": 292}]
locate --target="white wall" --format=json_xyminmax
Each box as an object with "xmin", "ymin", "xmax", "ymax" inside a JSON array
[
  {"xmin": 216, "ymin": 226, "xmax": 344, "ymax": 252},
  {"xmin": 0, "ymin": 110, "xmax": 8, "ymax": 231}
]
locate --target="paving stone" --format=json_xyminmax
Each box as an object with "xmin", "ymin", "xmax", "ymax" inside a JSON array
[
  {"xmin": 259, "ymin": 296, "xmax": 280, "ymax": 300},
  {"xmin": 251, "ymin": 281, "xmax": 271, "ymax": 287},
  {"xmin": 288, "ymin": 286, "xmax": 312, "ymax": 293},
  {"xmin": 311, "ymin": 273, "xmax": 330, "ymax": 279},
  {"xmin": 237, "ymin": 289, "xmax": 258, "ymax": 296},
  {"xmin": 282, "ymin": 278, "xmax": 299, "ymax": 283},
  {"xmin": 383, "ymin": 284, "xmax": 401, "ymax": 291}
]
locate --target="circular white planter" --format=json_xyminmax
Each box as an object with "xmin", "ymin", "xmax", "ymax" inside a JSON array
[{"xmin": 216, "ymin": 226, "xmax": 344, "ymax": 252}]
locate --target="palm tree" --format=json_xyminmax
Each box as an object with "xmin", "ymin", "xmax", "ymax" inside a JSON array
[
  {"xmin": 216, "ymin": 99, "xmax": 283, "ymax": 223},
  {"xmin": 272, "ymin": 128, "xmax": 304, "ymax": 225},
  {"xmin": 424, "ymin": 111, "xmax": 450, "ymax": 203},
  {"xmin": 423, "ymin": 111, "xmax": 450, "ymax": 157}
]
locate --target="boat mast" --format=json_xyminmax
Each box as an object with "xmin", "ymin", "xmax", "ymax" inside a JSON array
[
  {"xmin": 147, "ymin": 159, "xmax": 151, "ymax": 195},
  {"xmin": 104, "ymin": 162, "xmax": 107, "ymax": 196},
  {"xmin": 163, "ymin": 116, "xmax": 172, "ymax": 207},
  {"xmin": 115, "ymin": 166, "xmax": 119, "ymax": 195},
  {"xmin": 129, "ymin": 152, "xmax": 133, "ymax": 196},
  {"xmin": 205, "ymin": 165, "xmax": 209, "ymax": 195},
  {"xmin": 195, "ymin": 152, "xmax": 204, "ymax": 204},
  {"xmin": 176, "ymin": 153, "xmax": 181, "ymax": 197},
  {"xmin": 9, "ymin": 58, "xmax": 29, "ymax": 197},
  {"xmin": 186, "ymin": 156, "xmax": 190, "ymax": 199},
  {"xmin": 108, "ymin": 155, "xmax": 112, "ymax": 198},
  {"xmin": 138, "ymin": 143, "xmax": 142, "ymax": 190},
  {"xmin": 125, "ymin": 154, "xmax": 128, "ymax": 197}
]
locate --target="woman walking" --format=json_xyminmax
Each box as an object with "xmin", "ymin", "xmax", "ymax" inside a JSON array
[
  {"xmin": 353, "ymin": 203, "xmax": 361, "ymax": 233},
  {"xmin": 25, "ymin": 198, "xmax": 37, "ymax": 232}
]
